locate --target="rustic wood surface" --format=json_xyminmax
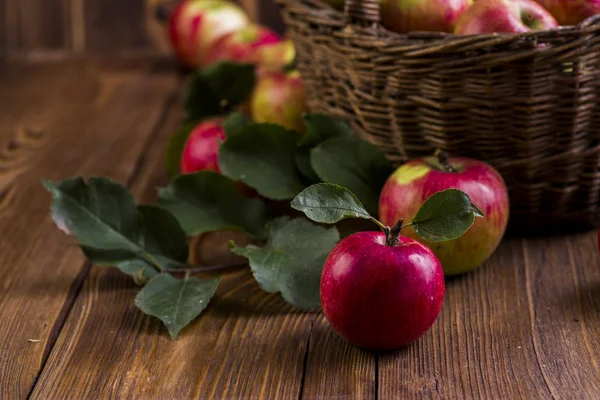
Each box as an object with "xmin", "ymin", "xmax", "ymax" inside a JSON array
[
  {"xmin": 1, "ymin": 58, "xmax": 599, "ymax": 399},
  {"xmin": 0, "ymin": 0, "xmax": 285, "ymax": 61}
]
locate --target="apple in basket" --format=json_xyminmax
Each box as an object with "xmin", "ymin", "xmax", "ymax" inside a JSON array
[
  {"xmin": 168, "ymin": 0, "xmax": 249, "ymax": 67},
  {"xmin": 454, "ymin": 0, "xmax": 558, "ymax": 34},
  {"xmin": 205, "ymin": 24, "xmax": 282, "ymax": 66},
  {"xmin": 379, "ymin": 151, "xmax": 510, "ymax": 276},
  {"xmin": 534, "ymin": 0, "xmax": 600, "ymax": 26},
  {"xmin": 380, "ymin": 0, "xmax": 473, "ymax": 33},
  {"xmin": 250, "ymin": 70, "xmax": 307, "ymax": 132}
]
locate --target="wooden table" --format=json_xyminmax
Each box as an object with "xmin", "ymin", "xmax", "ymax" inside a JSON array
[{"xmin": 1, "ymin": 58, "xmax": 599, "ymax": 400}]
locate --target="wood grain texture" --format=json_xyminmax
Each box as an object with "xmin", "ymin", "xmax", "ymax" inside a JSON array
[
  {"xmin": 301, "ymin": 315, "xmax": 376, "ymax": 399},
  {"xmin": 0, "ymin": 60, "xmax": 177, "ymax": 398},
  {"xmin": 84, "ymin": 0, "xmax": 150, "ymax": 52},
  {"xmin": 4, "ymin": 0, "xmax": 69, "ymax": 52}
]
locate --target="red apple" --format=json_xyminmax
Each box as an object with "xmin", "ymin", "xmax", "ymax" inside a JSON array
[
  {"xmin": 180, "ymin": 118, "xmax": 225, "ymax": 174},
  {"xmin": 380, "ymin": 0, "xmax": 473, "ymax": 33},
  {"xmin": 168, "ymin": 0, "xmax": 249, "ymax": 67},
  {"xmin": 455, "ymin": 0, "xmax": 558, "ymax": 34},
  {"xmin": 321, "ymin": 231, "xmax": 445, "ymax": 350},
  {"xmin": 205, "ymin": 24, "xmax": 282, "ymax": 67},
  {"xmin": 379, "ymin": 151, "xmax": 509, "ymax": 276},
  {"xmin": 250, "ymin": 70, "xmax": 307, "ymax": 132},
  {"xmin": 534, "ymin": 0, "xmax": 600, "ymax": 26}
]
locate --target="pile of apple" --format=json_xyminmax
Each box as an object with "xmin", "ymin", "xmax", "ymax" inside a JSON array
[
  {"xmin": 165, "ymin": 0, "xmax": 307, "ymax": 156},
  {"xmin": 331, "ymin": 0, "xmax": 599, "ymax": 34},
  {"xmin": 161, "ymin": 0, "xmax": 518, "ymax": 351}
]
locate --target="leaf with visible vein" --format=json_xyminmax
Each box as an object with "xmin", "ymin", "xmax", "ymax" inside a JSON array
[{"xmin": 135, "ymin": 273, "xmax": 220, "ymax": 339}]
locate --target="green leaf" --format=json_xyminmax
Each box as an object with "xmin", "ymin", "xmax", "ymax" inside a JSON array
[
  {"xmin": 291, "ymin": 183, "xmax": 372, "ymax": 224},
  {"xmin": 135, "ymin": 273, "xmax": 220, "ymax": 340},
  {"xmin": 231, "ymin": 217, "xmax": 339, "ymax": 308},
  {"xmin": 158, "ymin": 171, "xmax": 269, "ymax": 239},
  {"xmin": 223, "ymin": 112, "xmax": 253, "ymax": 138},
  {"xmin": 219, "ymin": 123, "xmax": 306, "ymax": 200},
  {"xmin": 43, "ymin": 178, "xmax": 189, "ymax": 274},
  {"xmin": 294, "ymin": 150, "xmax": 321, "ymax": 184},
  {"xmin": 310, "ymin": 136, "xmax": 394, "ymax": 216},
  {"xmin": 299, "ymin": 113, "xmax": 352, "ymax": 148},
  {"xmin": 184, "ymin": 62, "xmax": 256, "ymax": 121},
  {"xmin": 165, "ymin": 121, "xmax": 199, "ymax": 179},
  {"xmin": 411, "ymin": 188, "xmax": 485, "ymax": 243}
]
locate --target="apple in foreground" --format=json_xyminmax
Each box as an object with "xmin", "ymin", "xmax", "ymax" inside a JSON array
[
  {"xmin": 180, "ymin": 118, "xmax": 225, "ymax": 174},
  {"xmin": 321, "ymin": 231, "xmax": 445, "ymax": 350},
  {"xmin": 379, "ymin": 151, "xmax": 509, "ymax": 276},
  {"xmin": 168, "ymin": 0, "xmax": 249, "ymax": 67},
  {"xmin": 534, "ymin": 0, "xmax": 600, "ymax": 26},
  {"xmin": 205, "ymin": 24, "xmax": 281, "ymax": 67},
  {"xmin": 454, "ymin": 0, "xmax": 558, "ymax": 34},
  {"xmin": 250, "ymin": 70, "xmax": 307, "ymax": 132},
  {"xmin": 380, "ymin": 0, "xmax": 473, "ymax": 34}
]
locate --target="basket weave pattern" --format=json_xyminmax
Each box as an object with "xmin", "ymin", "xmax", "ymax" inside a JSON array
[{"xmin": 279, "ymin": 0, "xmax": 600, "ymax": 232}]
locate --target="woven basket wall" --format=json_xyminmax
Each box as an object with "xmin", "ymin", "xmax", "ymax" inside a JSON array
[{"xmin": 278, "ymin": 0, "xmax": 600, "ymax": 233}]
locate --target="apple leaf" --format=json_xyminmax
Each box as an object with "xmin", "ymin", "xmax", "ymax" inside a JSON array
[
  {"xmin": 230, "ymin": 217, "xmax": 339, "ymax": 309},
  {"xmin": 43, "ymin": 178, "xmax": 189, "ymax": 280},
  {"xmin": 218, "ymin": 123, "xmax": 306, "ymax": 200},
  {"xmin": 164, "ymin": 121, "xmax": 200, "ymax": 179},
  {"xmin": 184, "ymin": 61, "xmax": 256, "ymax": 122},
  {"xmin": 135, "ymin": 273, "xmax": 221, "ymax": 340},
  {"xmin": 223, "ymin": 112, "xmax": 253, "ymax": 138},
  {"xmin": 310, "ymin": 136, "xmax": 394, "ymax": 216},
  {"xmin": 157, "ymin": 171, "xmax": 269, "ymax": 239},
  {"xmin": 298, "ymin": 113, "xmax": 352, "ymax": 148},
  {"xmin": 291, "ymin": 183, "xmax": 373, "ymax": 224},
  {"xmin": 410, "ymin": 189, "xmax": 485, "ymax": 243},
  {"xmin": 294, "ymin": 151, "xmax": 321, "ymax": 184}
]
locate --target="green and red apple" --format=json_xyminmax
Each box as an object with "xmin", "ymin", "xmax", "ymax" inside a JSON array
[
  {"xmin": 205, "ymin": 24, "xmax": 282, "ymax": 66},
  {"xmin": 455, "ymin": 0, "xmax": 558, "ymax": 34},
  {"xmin": 168, "ymin": 0, "xmax": 249, "ymax": 67},
  {"xmin": 534, "ymin": 0, "xmax": 600, "ymax": 26},
  {"xmin": 379, "ymin": 151, "xmax": 509, "ymax": 275},
  {"xmin": 250, "ymin": 70, "xmax": 307, "ymax": 132},
  {"xmin": 380, "ymin": 0, "xmax": 473, "ymax": 33}
]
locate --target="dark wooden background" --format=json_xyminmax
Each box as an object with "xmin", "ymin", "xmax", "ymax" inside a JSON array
[{"xmin": 0, "ymin": 0, "xmax": 284, "ymax": 62}]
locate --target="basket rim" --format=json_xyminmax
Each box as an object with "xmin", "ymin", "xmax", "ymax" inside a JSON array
[{"xmin": 279, "ymin": 0, "xmax": 600, "ymax": 43}]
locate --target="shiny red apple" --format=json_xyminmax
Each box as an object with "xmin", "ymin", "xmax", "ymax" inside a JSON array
[
  {"xmin": 455, "ymin": 0, "xmax": 558, "ymax": 34},
  {"xmin": 321, "ymin": 231, "xmax": 445, "ymax": 350},
  {"xmin": 205, "ymin": 24, "xmax": 282, "ymax": 67},
  {"xmin": 250, "ymin": 70, "xmax": 307, "ymax": 132},
  {"xmin": 180, "ymin": 118, "xmax": 225, "ymax": 174},
  {"xmin": 379, "ymin": 151, "xmax": 509, "ymax": 276},
  {"xmin": 534, "ymin": 0, "xmax": 600, "ymax": 26},
  {"xmin": 168, "ymin": 0, "xmax": 249, "ymax": 67},
  {"xmin": 380, "ymin": 0, "xmax": 473, "ymax": 33}
]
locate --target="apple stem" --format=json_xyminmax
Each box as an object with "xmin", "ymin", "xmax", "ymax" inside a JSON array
[
  {"xmin": 385, "ymin": 218, "xmax": 404, "ymax": 246},
  {"xmin": 435, "ymin": 149, "xmax": 456, "ymax": 173}
]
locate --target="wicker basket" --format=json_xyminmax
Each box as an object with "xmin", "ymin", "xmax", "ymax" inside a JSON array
[{"xmin": 278, "ymin": 0, "xmax": 600, "ymax": 233}]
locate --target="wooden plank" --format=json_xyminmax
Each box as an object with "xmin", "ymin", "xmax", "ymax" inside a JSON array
[
  {"xmin": 300, "ymin": 315, "xmax": 376, "ymax": 399},
  {"xmin": 0, "ymin": 0, "xmax": 6, "ymax": 60},
  {"xmin": 522, "ymin": 234, "xmax": 600, "ymax": 398},
  {"xmin": 378, "ymin": 239, "xmax": 554, "ymax": 398},
  {"xmin": 5, "ymin": 0, "xmax": 69, "ymax": 53},
  {"xmin": 30, "ymin": 100, "xmax": 310, "ymax": 399},
  {"xmin": 0, "ymin": 60, "xmax": 177, "ymax": 398},
  {"xmin": 84, "ymin": 0, "xmax": 150, "ymax": 53}
]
